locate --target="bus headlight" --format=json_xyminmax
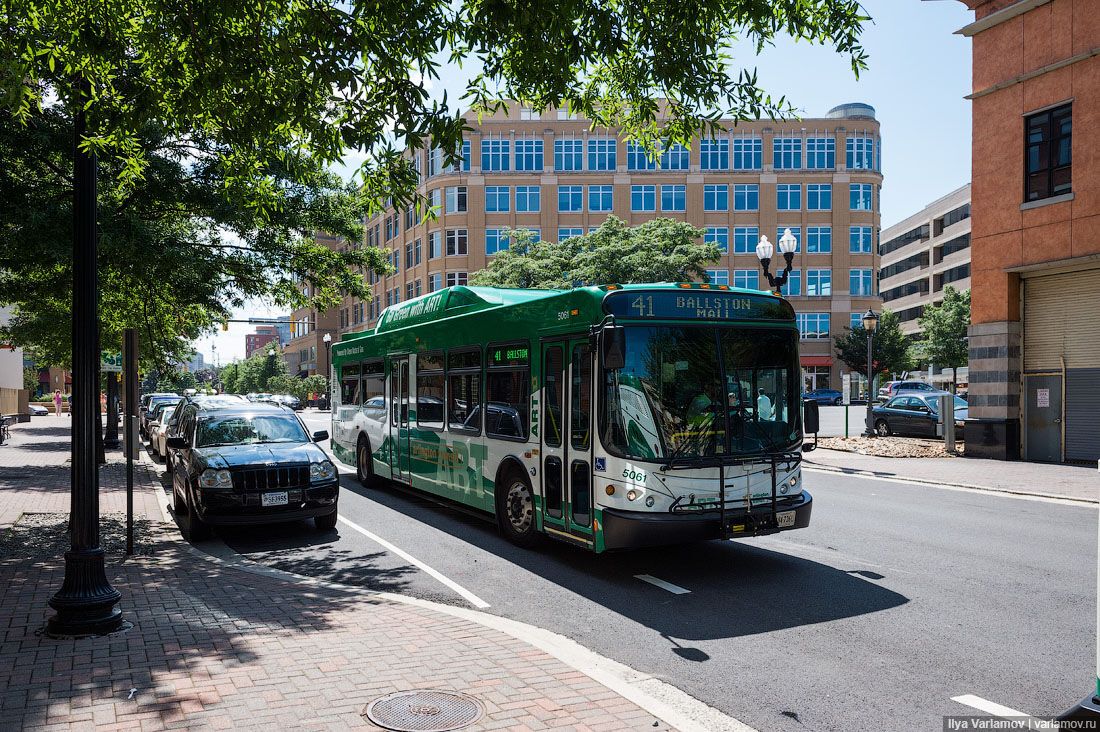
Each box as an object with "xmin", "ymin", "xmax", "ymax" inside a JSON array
[
  {"xmin": 311, "ymin": 461, "xmax": 337, "ymax": 482},
  {"xmin": 199, "ymin": 469, "xmax": 233, "ymax": 489}
]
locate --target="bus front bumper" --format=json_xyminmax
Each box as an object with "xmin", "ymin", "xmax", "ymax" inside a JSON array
[{"xmin": 600, "ymin": 490, "xmax": 812, "ymax": 550}]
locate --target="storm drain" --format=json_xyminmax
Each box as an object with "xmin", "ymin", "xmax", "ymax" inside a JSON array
[{"xmin": 363, "ymin": 690, "xmax": 484, "ymax": 732}]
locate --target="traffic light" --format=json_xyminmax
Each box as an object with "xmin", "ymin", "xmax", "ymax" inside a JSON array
[{"xmin": 222, "ymin": 320, "xmax": 229, "ymax": 332}]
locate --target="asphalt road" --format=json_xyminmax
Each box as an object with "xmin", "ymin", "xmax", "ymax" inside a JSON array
[{"xmin": 201, "ymin": 411, "xmax": 1095, "ymax": 731}]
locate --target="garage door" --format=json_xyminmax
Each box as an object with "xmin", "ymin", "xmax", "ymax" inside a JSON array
[{"xmin": 1024, "ymin": 267, "xmax": 1100, "ymax": 462}]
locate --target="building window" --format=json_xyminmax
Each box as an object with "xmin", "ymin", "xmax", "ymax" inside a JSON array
[
  {"xmin": 588, "ymin": 138, "xmax": 617, "ymax": 171},
  {"xmin": 660, "ymin": 184, "xmax": 686, "ymax": 212},
  {"xmin": 391, "ymin": 249, "xmax": 399, "ymax": 274},
  {"xmin": 776, "ymin": 227, "xmax": 802, "ymax": 252},
  {"xmin": 445, "ymin": 272, "xmax": 468, "ymax": 287},
  {"xmin": 706, "ymin": 269, "xmax": 729, "ymax": 286},
  {"xmin": 428, "ymin": 272, "xmax": 442, "ymax": 292},
  {"xmin": 782, "ymin": 270, "xmax": 802, "ymax": 297},
  {"xmin": 443, "ymin": 140, "xmax": 471, "ymax": 173},
  {"xmin": 523, "ymin": 227, "xmax": 541, "ymax": 242},
  {"xmin": 427, "ymin": 148, "xmax": 443, "ymax": 177},
  {"xmin": 557, "ymin": 108, "xmax": 578, "ymax": 120},
  {"xmin": 631, "ymin": 185, "xmax": 656, "ymax": 212},
  {"xmin": 626, "ymin": 142, "xmax": 657, "ymax": 171},
  {"xmin": 732, "ymin": 137, "xmax": 762, "ymax": 170},
  {"xmin": 405, "ymin": 241, "xmax": 414, "ymax": 269},
  {"xmin": 428, "ymin": 231, "xmax": 441, "ymax": 259},
  {"xmin": 588, "ymin": 185, "xmax": 613, "ymax": 212},
  {"xmin": 661, "ymin": 143, "xmax": 689, "ymax": 170},
  {"xmin": 514, "ymin": 139, "xmax": 544, "ymax": 171},
  {"xmin": 481, "ymin": 139, "xmax": 510, "ymax": 172},
  {"xmin": 846, "ymin": 136, "xmax": 876, "ymax": 170},
  {"xmin": 849, "ymin": 313, "xmax": 863, "ymax": 330},
  {"xmin": 777, "ymin": 183, "xmax": 801, "ymax": 211},
  {"xmin": 555, "ymin": 139, "xmax": 583, "ymax": 171},
  {"xmin": 406, "ymin": 283, "xmax": 415, "ymax": 300},
  {"xmin": 705, "ymin": 226, "xmax": 729, "ymax": 253},
  {"xmin": 806, "ymin": 226, "xmax": 831, "ymax": 253},
  {"xmin": 773, "ymin": 138, "xmax": 803, "ymax": 169},
  {"xmin": 703, "ymin": 184, "xmax": 729, "ymax": 212},
  {"xmin": 515, "ymin": 185, "xmax": 540, "ymax": 212},
  {"xmin": 733, "ymin": 184, "xmax": 759, "ymax": 211},
  {"xmin": 733, "ymin": 269, "xmax": 759, "ymax": 290},
  {"xmin": 700, "ymin": 139, "xmax": 729, "ymax": 170},
  {"xmin": 428, "ymin": 188, "xmax": 441, "ymax": 213},
  {"xmin": 413, "ymin": 238, "xmax": 422, "ymax": 265},
  {"xmin": 558, "ymin": 185, "xmax": 583, "ymax": 212},
  {"xmin": 446, "ymin": 228, "xmax": 468, "ymax": 256},
  {"xmin": 806, "ymin": 184, "xmax": 831, "ymax": 211},
  {"xmin": 806, "ymin": 269, "xmax": 832, "ymax": 296},
  {"xmin": 485, "ymin": 228, "xmax": 509, "ymax": 255},
  {"xmin": 797, "ymin": 313, "xmax": 831, "ymax": 340},
  {"xmin": 445, "ymin": 186, "xmax": 467, "ymax": 213},
  {"xmin": 404, "ymin": 207, "xmax": 415, "ymax": 230},
  {"xmin": 849, "ymin": 226, "xmax": 873, "ymax": 254},
  {"xmin": 558, "ymin": 227, "xmax": 584, "ymax": 242},
  {"xmin": 850, "ymin": 268, "xmax": 874, "ymax": 296},
  {"xmin": 733, "ymin": 226, "xmax": 759, "ymax": 253},
  {"xmin": 850, "ymin": 183, "xmax": 873, "ymax": 211},
  {"xmin": 1026, "ymin": 103, "xmax": 1072, "ymax": 202},
  {"xmin": 485, "ymin": 186, "xmax": 510, "ymax": 212},
  {"xmin": 806, "ymin": 137, "xmax": 835, "ymax": 169}
]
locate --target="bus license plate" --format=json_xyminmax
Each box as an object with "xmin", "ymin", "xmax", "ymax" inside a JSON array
[
  {"xmin": 777, "ymin": 511, "xmax": 795, "ymax": 528},
  {"xmin": 262, "ymin": 491, "xmax": 289, "ymax": 507}
]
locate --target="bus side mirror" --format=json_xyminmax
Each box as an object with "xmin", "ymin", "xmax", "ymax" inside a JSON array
[
  {"xmin": 803, "ymin": 399, "xmax": 820, "ymax": 435},
  {"xmin": 601, "ymin": 325, "xmax": 626, "ymax": 370}
]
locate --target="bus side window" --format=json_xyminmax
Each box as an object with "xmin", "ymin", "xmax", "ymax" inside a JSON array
[
  {"xmin": 448, "ymin": 348, "xmax": 482, "ymax": 434},
  {"xmin": 486, "ymin": 341, "xmax": 530, "ymax": 441},
  {"xmin": 362, "ymin": 360, "xmax": 385, "ymax": 413},
  {"xmin": 341, "ymin": 364, "xmax": 361, "ymax": 406},
  {"xmin": 416, "ymin": 351, "xmax": 445, "ymax": 431}
]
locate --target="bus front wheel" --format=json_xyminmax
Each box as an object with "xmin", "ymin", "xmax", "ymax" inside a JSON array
[
  {"xmin": 356, "ymin": 438, "xmax": 376, "ymax": 488},
  {"xmin": 497, "ymin": 470, "xmax": 538, "ymax": 548}
]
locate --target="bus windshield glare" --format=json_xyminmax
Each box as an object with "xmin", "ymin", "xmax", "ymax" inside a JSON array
[{"xmin": 601, "ymin": 326, "xmax": 800, "ymax": 461}]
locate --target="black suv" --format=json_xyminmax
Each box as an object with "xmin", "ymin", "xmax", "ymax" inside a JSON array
[{"xmin": 166, "ymin": 402, "xmax": 338, "ymax": 541}]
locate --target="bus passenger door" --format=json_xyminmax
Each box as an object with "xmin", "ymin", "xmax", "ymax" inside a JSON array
[
  {"xmin": 566, "ymin": 338, "xmax": 594, "ymax": 540},
  {"xmin": 539, "ymin": 342, "xmax": 567, "ymax": 533},
  {"xmin": 389, "ymin": 357, "xmax": 411, "ymax": 483}
]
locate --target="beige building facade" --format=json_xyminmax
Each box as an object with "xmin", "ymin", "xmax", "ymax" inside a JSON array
[{"xmin": 336, "ymin": 103, "xmax": 884, "ymax": 391}]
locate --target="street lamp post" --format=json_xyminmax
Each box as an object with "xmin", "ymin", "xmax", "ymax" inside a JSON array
[
  {"xmin": 862, "ymin": 308, "xmax": 879, "ymax": 437},
  {"xmin": 321, "ymin": 333, "xmax": 332, "ymax": 410},
  {"xmin": 754, "ymin": 229, "xmax": 799, "ymax": 295}
]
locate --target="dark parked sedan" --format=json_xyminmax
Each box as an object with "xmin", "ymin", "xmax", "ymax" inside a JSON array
[
  {"xmin": 802, "ymin": 388, "xmax": 844, "ymax": 406},
  {"xmin": 872, "ymin": 394, "xmax": 968, "ymax": 437},
  {"xmin": 167, "ymin": 402, "xmax": 338, "ymax": 541}
]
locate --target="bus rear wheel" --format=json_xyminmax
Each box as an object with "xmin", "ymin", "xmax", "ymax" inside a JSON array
[
  {"xmin": 356, "ymin": 438, "xmax": 375, "ymax": 487},
  {"xmin": 497, "ymin": 471, "xmax": 538, "ymax": 548}
]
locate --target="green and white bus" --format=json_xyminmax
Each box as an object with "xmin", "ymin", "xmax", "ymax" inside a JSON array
[{"xmin": 330, "ymin": 283, "xmax": 818, "ymax": 553}]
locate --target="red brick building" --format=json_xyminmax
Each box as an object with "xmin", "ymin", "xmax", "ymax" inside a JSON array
[
  {"xmin": 245, "ymin": 327, "xmax": 280, "ymax": 359},
  {"xmin": 958, "ymin": 0, "xmax": 1100, "ymax": 462}
]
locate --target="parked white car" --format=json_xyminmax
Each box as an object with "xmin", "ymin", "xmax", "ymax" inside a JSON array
[
  {"xmin": 28, "ymin": 404, "xmax": 48, "ymax": 417},
  {"xmin": 149, "ymin": 404, "xmax": 176, "ymax": 462}
]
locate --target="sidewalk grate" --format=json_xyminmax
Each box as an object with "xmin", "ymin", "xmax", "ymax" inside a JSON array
[{"xmin": 363, "ymin": 690, "xmax": 483, "ymax": 732}]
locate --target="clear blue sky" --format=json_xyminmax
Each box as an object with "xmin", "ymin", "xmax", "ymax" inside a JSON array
[{"xmin": 200, "ymin": 0, "xmax": 974, "ymax": 364}]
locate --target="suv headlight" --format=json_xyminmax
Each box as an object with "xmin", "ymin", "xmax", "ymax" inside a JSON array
[
  {"xmin": 310, "ymin": 461, "xmax": 337, "ymax": 482},
  {"xmin": 199, "ymin": 469, "xmax": 233, "ymax": 489}
]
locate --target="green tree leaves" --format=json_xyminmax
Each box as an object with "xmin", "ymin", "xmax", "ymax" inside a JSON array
[
  {"xmin": 914, "ymin": 286, "xmax": 970, "ymax": 390},
  {"xmin": 834, "ymin": 309, "xmax": 912, "ymax": 378},
  {"xmin": 470, "ymin": 216, "xmax": 720, "ymax": 288}
]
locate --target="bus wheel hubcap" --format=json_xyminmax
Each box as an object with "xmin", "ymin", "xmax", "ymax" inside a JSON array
[{"xmin": 506, "ymin": 482, "xmax": 532, "ymax": 532}]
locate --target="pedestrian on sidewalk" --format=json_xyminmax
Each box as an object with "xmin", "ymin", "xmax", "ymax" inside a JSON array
[{"xmin": 53, "ymin": 389, "xmax": 63, "ymax": 416}]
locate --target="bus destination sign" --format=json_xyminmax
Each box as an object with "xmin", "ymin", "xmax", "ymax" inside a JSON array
[
  {"xmin": 489, "ymin": 345, "xmax": 530, "ymax": 367},
  {"xmin": 604, "ymin": 290, "xmax": 794, "ymax": 321}
]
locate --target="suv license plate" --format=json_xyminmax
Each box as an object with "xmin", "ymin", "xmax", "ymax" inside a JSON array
[
  {"xmin": 777, "ymin": 511, "xmax": 796, "ymax": 528},
  {"xmin": 262, "ymin": 491, "xmax": 289, "ymax": 507}
]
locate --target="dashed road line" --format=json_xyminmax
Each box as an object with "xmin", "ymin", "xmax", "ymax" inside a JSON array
[
  {"xmin": 635, "ymin": 574, "xmax": 691, "ymax": 595},
  {"xmin": 337, "ymin": 515, "xmax": 491, "ymax": 609}
]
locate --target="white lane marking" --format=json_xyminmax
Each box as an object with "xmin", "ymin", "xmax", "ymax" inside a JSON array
[
  {"xmin": 803, "ymin": 466, "xmax": 1095, "ymax": 507},
  {"xmin": 634, "ymin": 574, "xmax": 691, "ymax": 595},
  {"xmin": 337, "ymin": 515, "xmax": 491, "ymax": 609},
  {"xmin": 951, "ymin": 694, "xmax": 1033, "ymax": 720}
]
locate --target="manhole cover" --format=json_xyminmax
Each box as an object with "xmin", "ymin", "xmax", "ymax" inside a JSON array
[{"xmin": 363, "ymin": 690, "xmax": 483, "ymax": 732}]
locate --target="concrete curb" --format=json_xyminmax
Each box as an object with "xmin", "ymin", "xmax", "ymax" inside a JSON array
[
  {"xmin": 803, "ymin": 460, "xmax": 1097, "ymax": 505},
  {"xmin": 144, "ymin": 465, "xmax": 754, "ymax": 732}
]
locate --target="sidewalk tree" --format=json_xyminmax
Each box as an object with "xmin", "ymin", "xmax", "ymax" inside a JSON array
[
  {"xmin": 834, "ymin": 309, "xmax": 912, "ymax": 388},
  {"xmin": 471, "ymin": 217, "xmax": 719, "ymax": 288},
  {"xmin": 219, "ymin": 363, "xmax": 241, "ymax": 394},
  {"xmin": 915, "ymin": 286, "xmax": 970, "ymax": 392}
]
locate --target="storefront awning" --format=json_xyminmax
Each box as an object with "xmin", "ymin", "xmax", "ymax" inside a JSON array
[{"xmin": 800, "ymin": 356, "xmax": 834, "ymax": 367}]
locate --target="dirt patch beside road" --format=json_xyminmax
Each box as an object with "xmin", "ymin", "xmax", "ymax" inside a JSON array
[{"xmin": 818, "ymin": 436, "xmax": 961, "ymax": 458}]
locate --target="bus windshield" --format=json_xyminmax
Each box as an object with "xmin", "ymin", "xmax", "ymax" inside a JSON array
[{"xmin": 601, "ymin": 326, "xmax": 800, "ymax": 462}]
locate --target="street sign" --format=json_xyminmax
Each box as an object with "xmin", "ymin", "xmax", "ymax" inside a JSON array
[
  {"xmin": 101, "ymin": 351, "xmax": 123, "ymax": 373},
  {"xmin": 841, "ymin": 374, "xmax": 852, "ymax": 405}
]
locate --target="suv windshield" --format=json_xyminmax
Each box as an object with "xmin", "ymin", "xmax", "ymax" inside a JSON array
[
  {"xmin": 601, "ymin": 326, "xmax": 800, "ymax": 462},
  {"xmin": 196, "ymin": 413, "xmax": 309, "ymax": 447}
]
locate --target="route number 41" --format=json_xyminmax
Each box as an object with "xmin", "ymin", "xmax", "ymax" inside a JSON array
[{"xmin": 631, "ymin": 296, "xmax": 655, "ymax": 317}]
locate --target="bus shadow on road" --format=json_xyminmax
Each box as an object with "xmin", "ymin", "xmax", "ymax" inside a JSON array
[{"xmin": 344, "ymin": 479, "xmax": 910, "ymax": 641}]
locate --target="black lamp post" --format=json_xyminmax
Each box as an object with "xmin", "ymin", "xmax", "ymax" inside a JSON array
[
  {"xmin": 755, "ymin": 229, "xmax": 799, "ymax": 295},
  {"xmin": 862, "ymin": 308, "xmax": 879, "ymax": 437},
  {"xmin": 48, "ymin": 79, "xmax": 123, "ymax": 636},
  {"xmin": 321, "ymin": 332, "xmax": 332, "ymax": 410}
]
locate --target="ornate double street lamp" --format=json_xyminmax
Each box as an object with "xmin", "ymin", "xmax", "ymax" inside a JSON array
[
  {"xmin": 754, "ymin": 228, "xmax": 799, "ymax": 295},
  {"xmin": 861, "ymin": 308, "xmax": 879, "ymax": 437}
]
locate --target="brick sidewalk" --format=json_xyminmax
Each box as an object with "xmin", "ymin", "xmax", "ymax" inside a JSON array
[
  {"xmin": 0, "ymin": 420, "xmax": 678, "ymax": 731},
  {"xmin": 805, "ymin": 447, "xmax": 1097, "ymax": 502}
]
